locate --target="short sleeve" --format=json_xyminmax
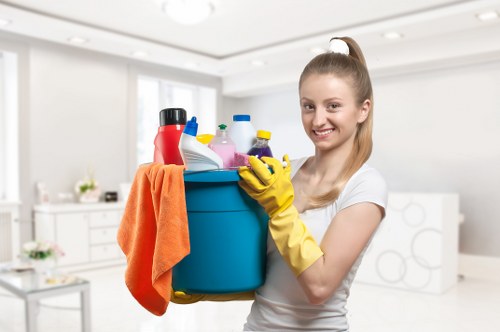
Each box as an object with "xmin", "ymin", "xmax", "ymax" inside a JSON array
[{"xmin": 337, "ymin": 166, "xmax": 388, "ymax": 214}]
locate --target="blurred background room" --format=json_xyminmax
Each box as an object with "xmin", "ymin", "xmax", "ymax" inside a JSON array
[{"xmin": 1, "ymin": 0, "xmax": 500, "ymax": 331}]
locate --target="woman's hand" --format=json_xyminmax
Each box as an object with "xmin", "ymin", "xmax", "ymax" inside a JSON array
[
  {"xmin": 239, "ymin": 155, "xmax": 324, "ymax": 278},
  {"xmin": 238, "ymin": 155, "xmax": 294, "ymax": 217}
]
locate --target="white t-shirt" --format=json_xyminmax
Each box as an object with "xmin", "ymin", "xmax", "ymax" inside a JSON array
[{"xmin": 244, "ymin": 157, "xmax": 388, "ymax": 331}]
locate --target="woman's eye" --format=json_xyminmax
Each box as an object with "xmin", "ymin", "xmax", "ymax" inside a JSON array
[
  {"xmin": 302, "ymin": 104, "xmax": 315, "ymax": 111},
  {"xmin": 327, "ymin": 103, "xmax": 340, "ymax": 112}
]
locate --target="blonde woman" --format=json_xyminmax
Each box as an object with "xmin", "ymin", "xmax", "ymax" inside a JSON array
[{"xmin": 238, "ymin": 36, "xmax": 388, "ymax": 331}]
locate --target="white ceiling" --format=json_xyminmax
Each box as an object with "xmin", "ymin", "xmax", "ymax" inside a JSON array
[{"xmin": 1, "ymin": 0, "xmax": 500, "ymax": 96}]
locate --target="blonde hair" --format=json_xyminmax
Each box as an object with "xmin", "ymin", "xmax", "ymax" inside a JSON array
[{"xmin": 299, "ymin": 37, "xmax": 373, "ymax": 208}]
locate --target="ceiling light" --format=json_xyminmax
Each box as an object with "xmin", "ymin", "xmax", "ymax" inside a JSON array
[
  {"xmin": 0, "ymin": 18, "xmax": 11, "ymax": 26},
  {"xmin": 382, "ymin": 32, "xmax": 404, "ymax": 40},
  {"xmin": 476, "ymin": 10, "xmax": 499, "ymax": 21},
  {"xmin": 163, "ymin": 0, "xmax": 214, "ymax": 25},
  {"xmin": 131, "ymin": 50, "xmax": 148, "ymax": 58},
  {"xmin": 250, "ymin": 60, "xmax": 266, "ymax": 67},
  {"xmin": 310, "ymin": 47, "xmax": 326, "ymax": 55},
  {"xmin": 67, "ymin": 36, "xmax": 88, "ymax": 44}
]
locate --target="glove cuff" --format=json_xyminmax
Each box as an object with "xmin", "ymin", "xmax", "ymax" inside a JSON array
[{"xmin": 269, "ymin": 205, "xmax": 324, "ymax": 276}]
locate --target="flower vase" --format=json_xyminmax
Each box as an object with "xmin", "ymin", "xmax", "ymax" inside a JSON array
[
  {"xmin": 31, "ymin": 258, "xmax": 55, "ymax": 275},
  {"xmin": 79, "ymin": 188, "xmax": 101, "ymax": 203},
  {"xmin": 75, "ymin": 177, "xmax": 101, "ymax": 203}
]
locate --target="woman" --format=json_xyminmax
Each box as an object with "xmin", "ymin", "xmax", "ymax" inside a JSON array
[{"xmin": 238, "ymin": 36, "xmax": 388, "ymax": 331}]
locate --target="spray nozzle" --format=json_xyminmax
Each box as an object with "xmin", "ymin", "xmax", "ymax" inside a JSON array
[{"xmin": 183, "ymin": 116, "xmax": 198, "ymax": 136}]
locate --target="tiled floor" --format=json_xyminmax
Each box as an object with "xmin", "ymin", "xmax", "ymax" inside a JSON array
[{"xmin": 1, "ymin": 265, "xmax": 499, "ymax": 331}]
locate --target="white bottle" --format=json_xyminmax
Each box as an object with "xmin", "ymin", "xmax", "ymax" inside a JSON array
[
  {"xmin": 179, "ymin": 117, "xmax": 223, "ymax": 171},
  {"xmin": 227, "ymin": 114, "xmax": 257, "ymax": 153}
]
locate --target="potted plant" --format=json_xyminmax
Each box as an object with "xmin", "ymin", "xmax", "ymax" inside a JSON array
[
  {"xmin": 22, "ymin": 240, "xmax": 65, "ymax": 274},
  {"xmin": 75, "ymin": 167, "xmax": 101, "ymax": 203}
]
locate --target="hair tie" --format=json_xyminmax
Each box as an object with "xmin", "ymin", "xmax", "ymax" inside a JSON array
[{"xmin": 328, "ymin": 38, "xmax": 349, "ymax": 55}]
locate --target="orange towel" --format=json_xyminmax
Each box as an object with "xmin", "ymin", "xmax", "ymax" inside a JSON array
[{"xmin": 117, "ymin": 162, "xmax": 190, "ymax": 316}]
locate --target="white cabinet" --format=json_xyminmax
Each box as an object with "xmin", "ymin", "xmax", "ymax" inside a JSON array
[
  {"xmin": 355, "ymin": 193, "xmax": 460, "ymax": 294},
  {"xmin": 34, "ymin": 202, "xmax": 125, "ymax": 270},
  {"xmin": 56, "ymin": 213, "xmax": 90, "ymax": 266}
]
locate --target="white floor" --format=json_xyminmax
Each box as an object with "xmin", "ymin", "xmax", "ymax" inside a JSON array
[{"xmin": 1, "ymin": 264, "xmax": 500, "ymax": 332}]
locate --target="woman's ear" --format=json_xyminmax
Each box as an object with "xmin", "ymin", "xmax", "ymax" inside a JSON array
[{"xmin": 357, "ymin": 99, "xmax": 371, "ymax": 123}]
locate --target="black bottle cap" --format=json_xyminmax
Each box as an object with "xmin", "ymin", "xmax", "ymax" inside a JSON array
[{"xmin": 159, "ymin": 108, "xmax": 187, "ymax": 126}]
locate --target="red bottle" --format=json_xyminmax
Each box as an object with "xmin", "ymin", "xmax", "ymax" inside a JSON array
[{"xmin": 153, "ymin": 108, "xmax": 187, "ymax": 165}]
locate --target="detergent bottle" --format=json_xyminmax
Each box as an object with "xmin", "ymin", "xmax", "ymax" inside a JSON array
[
  {"xmin": 247, "ymin": 130, "xmax": 273, "ymax": 158},
  {"xmin": 227, "ymin": 114, "xmax": 256, "ymax": 153},
  {"xmin": 178, "ymin": 117, "xmax": 223, "ymax": 171},
  {"xmin": 196, "ymin": 134, "xmax": 214, "ymax": 145},
  {"xmin": 153, "ymin": 108, "xmax": 187, "ymax": 165},
  {"xmin": 208, "ymin": 124, "xmax": 236, "ymax": 168}
]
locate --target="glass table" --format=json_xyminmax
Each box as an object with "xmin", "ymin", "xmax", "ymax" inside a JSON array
[{"xmin": 0, "ymin": 269, "xmax": 90, "ymax": 332}]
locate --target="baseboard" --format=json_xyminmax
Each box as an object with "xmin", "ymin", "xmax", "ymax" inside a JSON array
[{"xmin": 458, "ymin": 254, "xmax": 500, "ymax": 282}]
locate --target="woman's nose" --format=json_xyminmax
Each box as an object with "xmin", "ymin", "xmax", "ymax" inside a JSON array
[{"xmin": 312, "ymin": 108, "xmax": 327, "ymax": 127}]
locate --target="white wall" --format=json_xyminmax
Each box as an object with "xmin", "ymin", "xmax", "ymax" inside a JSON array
[
  {"xmin": 372, "ymin": 61, "xmax": 500, "ymax": 257},
  {"xmin": 1, "ymin": 51, "xmax": 20, "ymax": 201},
  {"xmin": 29, "ymin": 44, "xmax": 129, "ymax": 204},
  {"xmin": 0, "ymin": 52, "xmax": 4, "ymax": 198},
  {"xmin": 1, "ymin": 31, "xmax": 221, "ymax": 243},
  {"xmin": 223, "ymin": 59, "xmax": 500, "ymax": 258}
]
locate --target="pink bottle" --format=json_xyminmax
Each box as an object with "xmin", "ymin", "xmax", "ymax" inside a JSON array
[{"xmin": 208, "ymin": 124, "xmax": 236, "ymax": 168}]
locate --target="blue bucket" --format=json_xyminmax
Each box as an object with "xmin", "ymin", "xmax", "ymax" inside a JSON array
[{"xmin": 172, "ymin": 170, "xmax": 268, "ymax": 294}]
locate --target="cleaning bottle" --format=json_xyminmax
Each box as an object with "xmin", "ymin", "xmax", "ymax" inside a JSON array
[
  {"xmin": 178, "ymin": 117, "xmax": 223, "ymax": 171},
  {"xmin": 208, "ymin": 124, "xmax": 236, "ymax": 168},
  {"xmin": 247, "ymin": 130, "xmax": 273, "ymax": 158},
  {"xmin": 153, "ymin": 108, "xmax": 187, "ymax": 165},
  {"xmin": 196, "ymin": 133, "xmax": 214, "ymax": 145},
  {"xmin": 227, "ymin": 114, "xmax": 256, "ymax": 153}
]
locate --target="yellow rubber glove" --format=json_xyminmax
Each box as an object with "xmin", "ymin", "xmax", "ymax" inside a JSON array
[
  {"xmin": 170, "ymin": 289, "xmax": 254, "ymax": 304},
  {"xmin": 238, "ymin": 155, "xmax": 294, "ymax": 218},
  {"xmin": 238, "ymin": 155, "xmax": 324, "ymax": 276},
  {"xmin": 269, "ymin": 204, "xmax": 324, "ymax": 276}
]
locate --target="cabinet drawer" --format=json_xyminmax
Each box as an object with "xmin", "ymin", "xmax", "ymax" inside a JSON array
[
  {"xmin": 89, "ymin": 211, "xmax": 121, "ymax": 228},
  {"xmin": 90, "ymin": 244, "xmax": 121, "ymax": 261},
  {"xmin": 90, "ymin": 227, "xmax": 118, "ymax": 245}
]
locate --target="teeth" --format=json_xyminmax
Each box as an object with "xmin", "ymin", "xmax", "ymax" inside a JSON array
[{"xmin": 314, "ymin": 129, "xmax": 334, "ymax": 136}]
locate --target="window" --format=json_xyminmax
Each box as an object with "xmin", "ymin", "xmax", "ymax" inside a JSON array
[
  {"xmin": 0, "ymin": 50, "xmax": 19, "ymax": 201},
  {"xmin": 136, "ymin": 76, "xmax": 217, "ymax": 165}
]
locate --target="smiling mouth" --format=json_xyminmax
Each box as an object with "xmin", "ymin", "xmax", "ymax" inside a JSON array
[{"xmin": 313, "ymin": 128, "xmax": 335, "ymax": 137}]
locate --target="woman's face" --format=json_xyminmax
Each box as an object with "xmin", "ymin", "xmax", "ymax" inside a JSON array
[{"xmin": 299, "ymin": 73, "xmax": 369, "ymax": 152}]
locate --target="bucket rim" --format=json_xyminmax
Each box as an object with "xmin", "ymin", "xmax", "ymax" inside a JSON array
[{"xmin": 183, "ymin": 169, "xmax": 240, "ymax": 182}]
